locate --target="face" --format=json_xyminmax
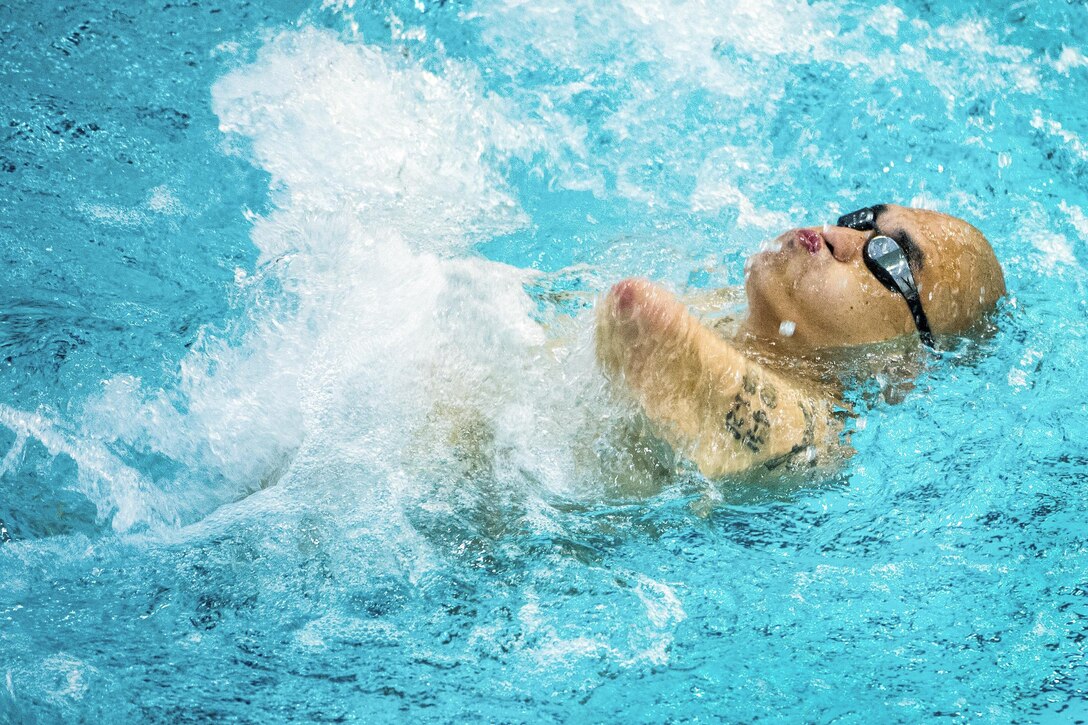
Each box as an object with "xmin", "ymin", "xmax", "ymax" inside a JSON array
[{"xmin": 743, "ymin": 205, "xmax": 1006, "ymax": 348}]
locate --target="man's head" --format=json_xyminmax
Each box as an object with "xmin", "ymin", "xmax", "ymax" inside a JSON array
[{"xmin": 743, "ymin": 205, "xmax": 1006, "ymax": 348}]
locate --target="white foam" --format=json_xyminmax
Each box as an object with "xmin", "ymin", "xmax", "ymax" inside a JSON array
[
  {"xmin": 1060, "ymin": 200, "xmax": 1088, "ymax": 241},
  {"xmin": 1054, "ymin": 46, "xmax": 1088, "ymax": 74},
  {"xmin": 69, "ymin": 29, "xmax": 612, "ymax": 538},
  {"xmin": 1014, "ymin": 202, "xmax": 1081, "ymax": 271},
  {"xmin": 1029, "ymin": 230, "xmax": 1077, "ymax": 269},
  {"xmin": 40, "ymin": 654, "xmax": 92, "ymax": 701},
  {"xmin": 470, "ymin": 0, "xmax": 1043, "ymax": 230},
  {"xmin": 212, "ymin": 29, "xmax": 538, "ymax": 253},
  {"xmin": 0, "ymin": 404, "xmax": 165, "ymax": 532},
  {"xmin": 633, "ymin": 573, "xmax": 686, "ymax": 629},
  {"xmin": 78, "ymin": 203, "xmax": 145, "ymax": 227},
  {"xmin": 147, "ymin": 185, "xmax": 183, "ymax": 215},
  {"xmin": 691, "ymin": 147, "xmax": 792, "ymax": 229},
  {"xmin": 1031, "ymin": 110, "xmax": 1088, "ymax": 163}
]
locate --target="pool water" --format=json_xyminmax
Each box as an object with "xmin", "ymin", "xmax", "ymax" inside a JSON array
[{"xmin": 2, "ymin": 0, "xmax": 1088, "ymax": 721}]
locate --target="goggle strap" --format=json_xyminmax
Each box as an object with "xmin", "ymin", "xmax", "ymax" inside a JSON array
[
  {"xmin": 903, "ymin": 291, "xmax": 935, "ymax": 348},
  {"xmin": 837, "ymin": 207, "xmax": 877, "ymax": 231}
]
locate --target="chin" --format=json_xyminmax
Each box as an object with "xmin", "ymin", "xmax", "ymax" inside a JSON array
[
  {"xmin": 743, "ymin": 286, "xmax": 831, "ymax": 348},
  {"xmin": 743, "ymin": 291, "xmax": 796, "ymax": 344},
  {"xmin": 746, "ymin": 249, "xmax": 781, "ymax": 276},
  {"xmin": 743, "ymin": 253, "xmax": 776, "ymax": 296},
  {"xmin": 744, "ymin": 257, "xmax": 789, "ymax": 317}
]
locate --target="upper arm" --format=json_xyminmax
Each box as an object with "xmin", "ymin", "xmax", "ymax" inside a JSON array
[{"xmin": 595, "ymin": 279, "xmax": 838, "ymax": 478}]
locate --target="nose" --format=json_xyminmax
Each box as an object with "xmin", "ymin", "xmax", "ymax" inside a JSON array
[{"xmin": 820, "ymin": 225, "xmax": 870, "ymax": 263}]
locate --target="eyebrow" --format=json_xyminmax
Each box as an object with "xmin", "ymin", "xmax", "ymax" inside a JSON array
[{"xmin": 871, "ymin": 205, "xmax": 925, "ymax": 271}]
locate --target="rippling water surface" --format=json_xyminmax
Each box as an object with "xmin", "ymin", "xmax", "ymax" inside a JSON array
[{"xmin": 2, "ymin": 0, "xmax": 1087, "ymax": 721}]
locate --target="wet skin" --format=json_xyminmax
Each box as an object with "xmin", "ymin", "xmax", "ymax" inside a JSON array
[
  {"xmin": 595, "ymin": 205, "xmax": 1006, "ymax": 477},
  {"xmin": 743, "ymin": 205, "xmax": 1005, "ymax": 348}
]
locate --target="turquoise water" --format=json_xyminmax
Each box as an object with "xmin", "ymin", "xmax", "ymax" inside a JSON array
[{"xmin": 2, "ymin": 0, "xmax": 1088, "ymax": 721}]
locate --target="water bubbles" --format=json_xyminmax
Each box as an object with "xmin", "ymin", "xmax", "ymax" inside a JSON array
[{"xmin": 779, "ymin": 320, "xmax": 796, "ymax": 337}]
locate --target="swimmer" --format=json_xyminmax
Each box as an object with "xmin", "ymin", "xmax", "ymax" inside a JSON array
[{"xmin": 595, "ymin": 204, "xmax": 1005, "ymax": 477}]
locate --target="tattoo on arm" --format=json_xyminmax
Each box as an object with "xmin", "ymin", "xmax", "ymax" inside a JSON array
[
  {"xmin": 723, "ymin": 374, "xmax": 775, "ymax": 453},
  {"xmin": 724, "ymin": 371, "xmax": 813, "ymax": 462},
  {"xmin": 724, "ymin": 393, "xmax": 769, "ymax": 453},
  {"xmin": 742, "ymin": 373, "xmax": 757, "ymax": 396},
  {"xmin": 759, "ymin": 382, "xmax": 778, "ymax": 409},
  {"xmin": 798, "ymin": 401, "xmax": 815, "ymax": 448}
]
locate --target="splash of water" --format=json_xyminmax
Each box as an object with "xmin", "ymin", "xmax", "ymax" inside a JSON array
[{"xmin": 46, "ymin": 28, "xmax": 644, "ymax": 539}]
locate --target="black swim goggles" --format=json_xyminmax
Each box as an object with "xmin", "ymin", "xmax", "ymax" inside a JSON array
[{"xmin": 837, "ymin": 206, "xmax": 935, "ymax": 348}]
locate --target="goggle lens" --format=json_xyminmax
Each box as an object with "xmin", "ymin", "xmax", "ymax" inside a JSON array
[
  {"xmin": 862, "ymin": 234, "xmax": 935, "ymax": 348},
  {"xmin": 864, "ymin": 235, "xmax": 912, "ymax": 294}
]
